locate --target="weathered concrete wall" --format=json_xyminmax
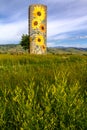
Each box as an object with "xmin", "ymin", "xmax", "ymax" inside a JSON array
[{"xmin": 28, "ymin": 4, "xmax": 47, "ymax": 54}]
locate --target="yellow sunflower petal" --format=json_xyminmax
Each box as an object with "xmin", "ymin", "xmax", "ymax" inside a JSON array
[
  {"xmin": 40, "ymin": 24, "xmax": 46, "ymax": 33},
  {"xmin": 41, "ymin": 44, "xmax": 46, "ymax": 50},
  {"xmin": 35, "ymin": 35, "xmax": 44, "ymax": 45},
  {"xmin": 32, "ymin": 19, "xmax": 40, "ymax": 29},
  {"xmin": 33, "ymin": 6, "xmax": 45, "ymax": 21}
]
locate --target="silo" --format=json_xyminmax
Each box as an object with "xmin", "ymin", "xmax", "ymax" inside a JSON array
[{"xmin": 29, "ymin": 4, "xmax": 47, "ymax": 54}]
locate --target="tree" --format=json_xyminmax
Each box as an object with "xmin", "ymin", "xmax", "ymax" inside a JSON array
[{"xmin": 20, "ymin": 34, "xmax": 30, "ymax": 51}]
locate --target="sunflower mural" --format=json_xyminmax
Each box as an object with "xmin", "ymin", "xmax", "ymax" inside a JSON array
[{"xmin": 29, "ymin": 4, "xmax": 47, "ymax": 54}]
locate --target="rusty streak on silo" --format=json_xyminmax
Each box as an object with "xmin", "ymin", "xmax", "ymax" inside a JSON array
[{"xmin": 28, "ymin": 4, "xmax": 47, "ymax": 54}]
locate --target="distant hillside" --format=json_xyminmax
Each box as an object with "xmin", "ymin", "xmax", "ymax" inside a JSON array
[
  {"xmin": 0, "ymin": 44, "xmax": 87, "ymax": 55},
  {"xmin": 0, "ymin": 44, "xmax": 27, "ymax": 54},
  {"xmin": 47, "ymin": 47, "xmax": 87, "ymax": 55}
]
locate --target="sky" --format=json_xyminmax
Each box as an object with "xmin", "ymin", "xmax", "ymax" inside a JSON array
[{"xmin": 0, "ymin": 0, "xmax": 87, "ymax": 48}]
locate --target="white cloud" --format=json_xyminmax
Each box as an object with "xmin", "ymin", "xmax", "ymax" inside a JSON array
[
  {"xmin": 0, "ymin": 21, "xmax": 28, "ymax": 44},
  {"xmin": 79, "ymin": 35, "xmax": 87, "ymax": 39},
  {"xmin": 47, "ymin": 42, "xmax": 87, "ymax": 48},
  {"xmin": 51, "ymin": 34, "xmax": 69, "ymax": 40},
  {"xmin": 0, "ymin": 0, "xmax": 87, "ymax": 47},
  {"xmin": 47, "ymin": 15, "xmax": 87, "ymax": 37}
]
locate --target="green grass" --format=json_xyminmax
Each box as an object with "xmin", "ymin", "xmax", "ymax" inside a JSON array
[{"xmin": 0, "ymin": 54, "xmax": 87, "ymax": 130}]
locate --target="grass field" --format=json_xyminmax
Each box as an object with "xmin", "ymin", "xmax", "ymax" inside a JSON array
[{"xmin": 0, "ymin": 54, "xmax": 87, "ymax": 130}]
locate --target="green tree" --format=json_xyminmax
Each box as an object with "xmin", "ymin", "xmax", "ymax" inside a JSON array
[{"xmin": 20, "ymin": 34, "xmax": 30, "ymax": 51}]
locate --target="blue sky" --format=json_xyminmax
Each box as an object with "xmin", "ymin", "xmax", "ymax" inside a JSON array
[{"xmin": 0, "ymin": 0, "xmax": 87, "ymax": 48}]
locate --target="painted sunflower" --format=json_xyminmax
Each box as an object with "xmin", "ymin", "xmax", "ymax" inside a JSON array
[
  {"xmin": 33, "ymin": 6, "xmax": 45, "ymax": 21},
  {"xmin": 40, "ymin": 24, "xmax": 46, "ymax": 33},
  {"xmin": 35, "ymin": 35, "xmax": 44, "ymax": 45},
  {"xmin": 41, "ymin": 44, "xmax": 46, "ymax": 50},
  {"xmin": 32, "ymin": 19, "xmax": 40, "ymax": 29}
]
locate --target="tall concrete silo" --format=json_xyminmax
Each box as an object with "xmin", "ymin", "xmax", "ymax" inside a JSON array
[{"xmin": 28, "ymin": 4, "xmax": 47, "ymax": 54}]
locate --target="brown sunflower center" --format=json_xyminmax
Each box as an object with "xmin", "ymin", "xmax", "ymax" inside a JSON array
[
  {"xmin": 42, "ymin": 26, "xmax": 44, "ymax": 30},
  {"xmin": 42, "ymin": 45, "xmax": 45, "ymax": 48},
  {"xmin": 37, "ymin": 11, "xmax": 41, "ymax": 16},
  {"xmin": 34, "ymin": 21, "xmax": 38, "ymax": 26},
  {"xmin": 38, "ymin": 38, "xmax": 41, "ymax": 42}
]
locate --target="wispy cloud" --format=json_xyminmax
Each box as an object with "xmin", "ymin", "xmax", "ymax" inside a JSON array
[
  {"xmin": 0, "ymin": 0, "xmax": 87, "ymax": 47},
  {"xmin": 0, "ymin": 20, "xmax": 27, "ymax": 44},
  {"xmin": 48, "ymin": 15, "xmax": 87, "ymax": 37},
  {"xmin": 79, "ymin": 35, "xmax": 87, "ymax": 39},
  {"xmin": 47, "ymin": 41, "xmax": 87, "ymax": 48}
]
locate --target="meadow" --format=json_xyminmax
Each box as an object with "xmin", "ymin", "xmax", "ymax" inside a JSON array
[{"xmin": 0, "ymin": 54, "xmax": 87, "ymax": 130}]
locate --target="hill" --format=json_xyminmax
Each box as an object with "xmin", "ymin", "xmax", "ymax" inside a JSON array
[
  {"xmin": 47, "ymin": 47, "xmax": 87, "ymax": 55},
  {"xmin": 0, "ymin": 44, "xmax": 87, "ymax": 55},
  {"xmin": 0, "ymin": 44, "xmax": 27, "ymax": 54}
]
